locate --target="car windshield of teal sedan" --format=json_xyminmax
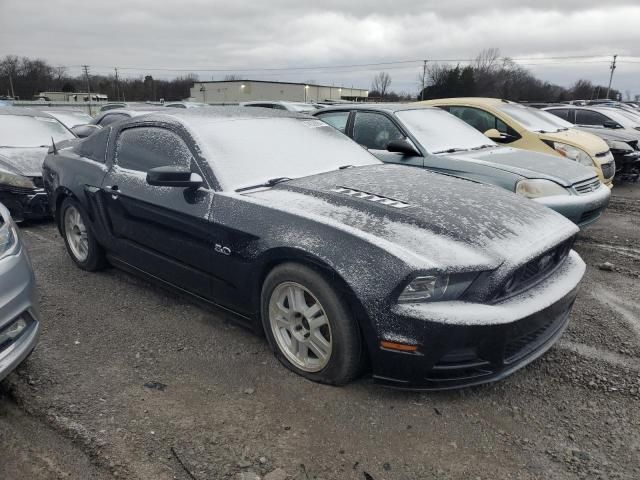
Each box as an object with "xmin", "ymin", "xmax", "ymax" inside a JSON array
[
  {"xmin": 498, "ymin": 104, "xmax": 567, "ymax": 133},
  {"xmin": 0, "ymin": 115, "xmax": 75, "ymax": 147},
  {"xmin": 395, "ymin": 108, "xmax": 498, "ymax": 153},
  {"xmin": 190, "ymin": 117, "xmax": 381, "ymax": 190}
]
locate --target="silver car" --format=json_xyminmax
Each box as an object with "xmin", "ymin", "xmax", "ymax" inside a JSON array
[{"xmin": 0, "ymin": 202, "xmax": 40, "ymax": 381}]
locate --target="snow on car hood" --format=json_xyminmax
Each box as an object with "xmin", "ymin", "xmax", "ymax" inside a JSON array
[
  {"xmin": 0, "ymin": 147, "xmax": 48, "ymax": 177},
  {"xmin": 245, "ymin": 164, "xmax": 578, "ymax": 272},
  {"xmin": 446, "ymin": 146, "xmax": 595, "ymax": 186}
]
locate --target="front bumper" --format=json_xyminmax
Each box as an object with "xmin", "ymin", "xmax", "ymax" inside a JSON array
[
  {"xmin": 0, "ymin": 242, "xmax": 41, "ymax": 382},
  {"xmin": 370, "ymin": 250, "xmax": 585, "ymax": 390},
  {"xmin": 534, "ymin": 185, "xmax": 610, "ymax": 228},
  {"xmin": 0, "ymin": 188, "xmax": 50, "ymax": 222}
]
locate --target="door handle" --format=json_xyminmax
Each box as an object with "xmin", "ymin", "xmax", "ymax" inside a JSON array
[{"xmin": 105, "ymin": 185, "xmax": 119, "ymax": 198}]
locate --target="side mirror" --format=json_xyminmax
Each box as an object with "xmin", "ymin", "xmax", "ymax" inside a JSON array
[
  {"xmin": 603, "ymin": 120, "xmax": 621, "ymax": 129},
  {"xmin": 386, "ymin": 139, "xmax": 420, "ymax": 156},
  {"xmin": 71, "ymin": 124, "xmax": 101, "ymax": 138},
  {"xmin": 484, "ymin": 128, "xmax": 503, "ymax": 140},
  {"xmin": 146, "ymin": 166, "xmax": 203, "ymax": 189}
]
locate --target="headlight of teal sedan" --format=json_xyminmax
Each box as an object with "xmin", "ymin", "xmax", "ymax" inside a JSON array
[
  {"xmin": 0, "ymin": 171, "xmax": 35, "ymax": 189},
  {"xmin": 515, "ymin": 179, "xmax": 570, "ymax": 199},
  {"xmin": 398, "ymin": 272, "xmax": 478, "ymax": 303}
]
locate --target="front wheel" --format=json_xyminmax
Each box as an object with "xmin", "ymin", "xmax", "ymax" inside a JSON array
[
  {"xmin": 261, "ymin": 263, "xmax": 362, "ymax": 385},
  {"xmin": 60, "ymin": 197, "xmax": 106, "ymax": 271}
]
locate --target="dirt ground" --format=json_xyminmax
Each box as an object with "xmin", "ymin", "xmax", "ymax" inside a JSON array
[{"xmin": 1, "ymin": 183, "xmax": 639, "ymax": 480}]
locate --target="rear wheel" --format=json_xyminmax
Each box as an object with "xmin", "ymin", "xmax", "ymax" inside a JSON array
[
  {"xmin": 60, "ymin": 197, "xmax": 106, "ymax": 271},
  {"xmin": 261, "ymin": 263, "xmax": 362, "ymax": 385}
]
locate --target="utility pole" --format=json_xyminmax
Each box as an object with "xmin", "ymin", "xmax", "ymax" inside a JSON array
[
  {"xmin": 114, "ymin": 67, "xmax": 120, "ymax": 102},
  {"xmin": 82, "ymin": 65, "xmax": 92, "ymax": 114},
  {"xmin": 606, "ymin": 54, "xmax": 617, "ymax": 100},
  {"xmin": 8, "ymin": 73, "xmax": 15, "ymax": 99},
  {"xmin": 421, "ymin": 59, "xmax": 427, "ymax": 101}
]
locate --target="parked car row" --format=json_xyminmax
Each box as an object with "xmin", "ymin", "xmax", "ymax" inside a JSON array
[{"xmin": 0, "ymin": 94, "xmax": 629, "ymax": 389}]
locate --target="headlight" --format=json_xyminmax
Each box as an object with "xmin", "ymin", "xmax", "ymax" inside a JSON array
[
  {"xmin": 605, "ymin": 139, "xmax": 633, "ymax": 152},
  {"xmin": 398, "ymin": 272, "xmax": 477, "ymax": 304},
  {"xmin": 515, "ymin": 179, "xmax": 569, "ymax": 198},
  {"xmin": 550, "ymin": 142, "xmax": 594, "ymax": 167},
  {"xmin": 0, "ymin": 220, "xmax": 18, "ymax": 260},
  {"xmin": 0, "ymin": 171, "xmax": 35, "ymax": 189}
]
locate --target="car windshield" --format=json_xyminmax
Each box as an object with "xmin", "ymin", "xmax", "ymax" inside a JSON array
[
  {"xmin": 395, "ymin": 108, "xmax": 498, "ymax": 153},
  {"xmin": 607, "ymin": 109, "xmax": 640, "ymax": 126},
  {"xmin": 45, "ymin": 111, "xmax": 93, "ymax": 128},
  {"xmin": 0, "ymin": 114, "xmax": 75, "ymax": 147},
  {"xmin": 497, "ymin": 104, "xmax": 568, "ymax": 133},
  {"xmin": 188, "ymin": 117, "xmax": 380, "ymax": 190}
]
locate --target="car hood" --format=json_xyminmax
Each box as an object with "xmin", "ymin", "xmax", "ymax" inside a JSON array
[
  {"xmin": 576, "ymin": 126, "xmax": 640, "ymax": 143},
  {"xmin": 243, "ymin": 164, "xmax": 578, "ymax": 272},
  {"xmin": 445, "ymin": 146, "xmax": 595, "ymax": 186},
  {"xmin": 537, "ymin": 128, "xmax": 610, "ymax": 156},
  {"xmin": 0, "ymin": 147, "xmax": 48, "ymax": 177}
]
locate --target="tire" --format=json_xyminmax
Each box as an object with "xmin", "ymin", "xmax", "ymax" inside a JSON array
[
  {"xmin": 261, "ymin": 262, "xmax": 362, "ymax": 385},
  {"xmin": 60, "ymin": 197, "xmax": 106, "ymax": 271}
]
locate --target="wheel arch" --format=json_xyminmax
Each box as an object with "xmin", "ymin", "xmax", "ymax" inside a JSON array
[{"xmin": 253, "ymin": 247, "xmax": 375, "ymax": 363}]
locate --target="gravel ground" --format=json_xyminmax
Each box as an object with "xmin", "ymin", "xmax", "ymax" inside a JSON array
[{"xmin": 1, "ymin": 183, "xmax": 639, "ymax": 480}]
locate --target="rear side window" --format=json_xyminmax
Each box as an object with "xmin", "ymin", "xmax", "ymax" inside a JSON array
[
  {"xmin": 76, "ymin": 127, "xmax": 110, "ymax": 163},
  {"xmin": 316, "ymin": 111, "xmax": 350, "ymax": 133},
  {"xmin": 575, "ymin": 110, "xmax": 609, "ymax": 126},
  {"xmin": 115, "ymin": 127, "xmax": 193, "ymax": 172},
  {"xmin": 548, "ymin": 109, "xmax": 571, "ymax": 122},
  {"xmin": 352, "ymin": 112, "xmax": 404, "ymax": 150},
  {"xmin": 99, "ymin": 113, "xmax": 129, "ymax": 126}
]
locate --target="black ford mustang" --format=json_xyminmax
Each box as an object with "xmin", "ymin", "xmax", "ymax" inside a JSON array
[{"xmin": 43, "ymin": 108, "xmax": 585, "ymax": 390}]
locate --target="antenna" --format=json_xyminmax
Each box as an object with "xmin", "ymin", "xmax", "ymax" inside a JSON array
[{"xmin": 51, "ymin": 137, "xmax": 58, "ymax": 155}]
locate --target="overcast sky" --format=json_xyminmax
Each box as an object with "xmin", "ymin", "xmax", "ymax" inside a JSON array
[{"xmin": 2, "ymin": 0, "xmax": 640, "ymax": 98}]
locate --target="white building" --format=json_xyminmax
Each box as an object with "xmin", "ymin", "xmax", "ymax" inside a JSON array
[{"xmin": 190, "ymin": 80, "xmax": 368, "ymax": 103}]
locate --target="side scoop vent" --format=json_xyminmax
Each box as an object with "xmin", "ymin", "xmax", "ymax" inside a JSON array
[{"xmin": 331, "ymin": 187, "xmax": 411, "ymax": 209}]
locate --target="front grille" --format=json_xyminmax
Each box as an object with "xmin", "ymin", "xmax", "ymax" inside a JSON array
[
  {"xmin": 0, "ymin": 184, "xmax": 38, "ymax": 195},
  {"xmin": 579, "ymin": 209, "xmax": 600, "ymax": 224},
  {"xmin": 600, "ymin": 161, "xmax": 615, "ymax": 180},
  {"xmin": 572, "ymin": 178, "xmax": 601, "ymax": 194},
  {"xmin": 504, "ymin": 306, "xmax": 570, "ymax": 364},
  {"xmin": 31, "ymin": 177, "xmax": 44, "ymax": 188},
  {"xmin": 493, "ymin": 237, "xmax": 574, "ymax": 301}
]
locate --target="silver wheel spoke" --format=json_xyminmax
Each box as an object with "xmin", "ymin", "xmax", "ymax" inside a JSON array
[
  {"xmin": 307, "ymin": 314, "xmax": 328, "ymax": 331},
  {"xmin": 309, "ymin": 331, "xmax": 331, "ymax": 359}
]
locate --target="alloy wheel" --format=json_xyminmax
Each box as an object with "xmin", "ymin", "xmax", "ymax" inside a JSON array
[
  {"xmin": 268, "ymin": 281, "xmax": 333, "ymax": 372},
  {"xmin": 64, "ymin": 205, "xmax": 89, "ymax": 262}
]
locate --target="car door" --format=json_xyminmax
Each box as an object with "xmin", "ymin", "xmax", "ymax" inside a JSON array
[
  {"xmin": 575, "ymin": 109, "xmax": 613, "ymax": 128},
  {"xmin": 351, "ymin": 111, "xmax": 423, "ymax": 167},
  {"xmin": 99, "ymin": 124, "xmax": 215, "ymax": 300}
]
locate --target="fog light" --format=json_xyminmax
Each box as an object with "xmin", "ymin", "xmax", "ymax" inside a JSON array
[{"xmin": 0, "ymin": 317, "xmax": 28, "ymax": 345}]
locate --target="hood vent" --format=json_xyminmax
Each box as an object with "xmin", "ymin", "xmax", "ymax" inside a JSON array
[{"xmin": 331, "ymin": 187, "xmax": 411, "ymax": 209}]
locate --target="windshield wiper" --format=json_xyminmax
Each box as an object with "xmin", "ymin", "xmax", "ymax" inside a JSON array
[
  {"xmin": 470, "ymin": 144, "xmax": 498, "ymax": 150},
  {"xmin": 338, "ymin": 164, "xmax": 354, "ymax": 169},
  {"xmin": 432, "ymin": 147, "xmax": 470, "ymax": 154},
  {"xmin": 236, "ymin": 177, "xmax": 292, "ymax": 192}
]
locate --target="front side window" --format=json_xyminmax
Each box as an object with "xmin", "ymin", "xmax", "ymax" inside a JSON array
[
  {"xmin": 316, "ymin": 111, "xmax": 350, "ymax": 133},
  {"xmin": 575, "ymin": 110, "xmax": 609, "ymax": 127},
  {"xmin": 352, "ymin": 112, "xmax": 404, "ymax": 150},
  {"xmin": 448, "ymin": 106, "xmax": 519, "ymax": 141},
  {"xmin": 115, "ymin": 127, "xmax": 193, "ymax": 172}
]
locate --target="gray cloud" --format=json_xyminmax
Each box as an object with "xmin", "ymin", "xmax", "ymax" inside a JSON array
[{"xmin": 1, "ymin": 0, "xmax": 638, "ymax": 96}]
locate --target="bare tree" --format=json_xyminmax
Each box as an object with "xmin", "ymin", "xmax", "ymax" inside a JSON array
[
  {"xmin": 223, "ymin": 74, "xmax": 242, "ymax": 81},
  {"xmin": 474, "ymin": 48, "xmax": 501, "ymax": 73},
  {"xmin": 371, "ymin": 72, "xmax": 392, "ymax": 100}
]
